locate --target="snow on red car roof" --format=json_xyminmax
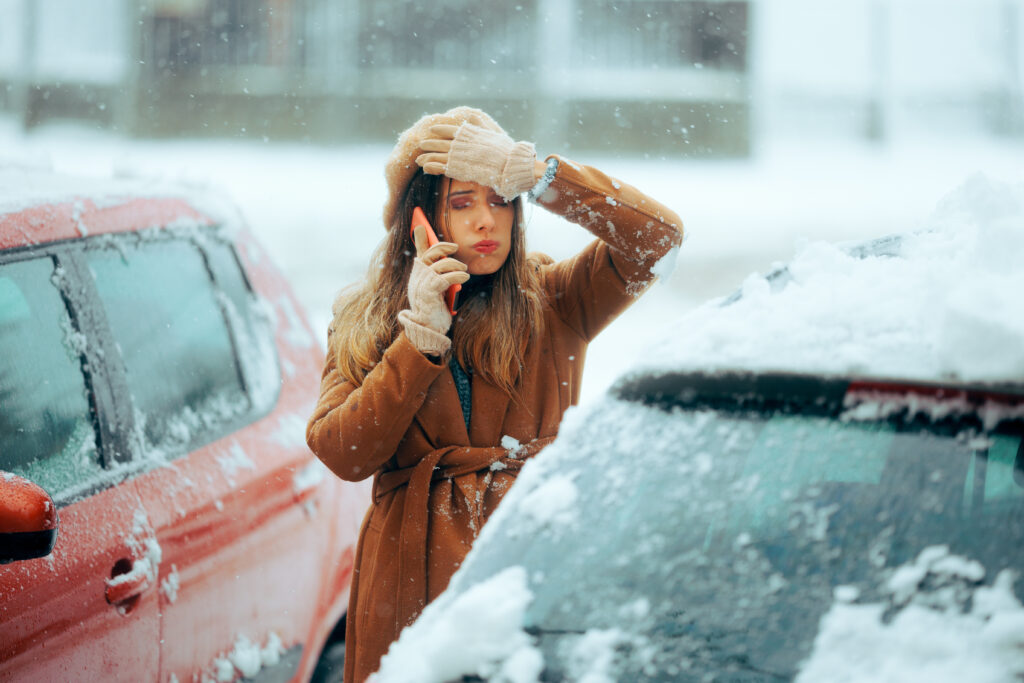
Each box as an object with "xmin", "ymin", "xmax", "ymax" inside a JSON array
[{"xmin": 0, "ymin": 166, "xmax": 220, "ymax": 248}]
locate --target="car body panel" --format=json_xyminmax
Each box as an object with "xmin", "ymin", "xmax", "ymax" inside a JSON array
[
  {"xmin": 0, "ymin": 173, "xmax": 369, "ymax": 681},
  {"xmin": 0, "ymin": 477, "xmax": 160, "ymax": 680},
  {"xmin": 0, "ymin": 196, "xmax": 212, "ymax": 250}
]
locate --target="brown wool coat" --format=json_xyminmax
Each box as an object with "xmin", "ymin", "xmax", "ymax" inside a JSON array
[{"xmin": 306, "ymin": 156, "xmax": 683, "ymax": 682}]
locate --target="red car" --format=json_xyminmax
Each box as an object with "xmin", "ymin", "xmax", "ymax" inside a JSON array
[{"xmin": 0, "ymin": 169, "xmax": 368, "ymax": 682}]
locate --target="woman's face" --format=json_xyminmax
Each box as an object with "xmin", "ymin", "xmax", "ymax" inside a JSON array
[{"xmin": 439, "ymin": 177, "xmax": 514, "ymax": 276}]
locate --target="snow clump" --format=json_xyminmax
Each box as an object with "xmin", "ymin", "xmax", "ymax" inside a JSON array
[
  {"xmin": 796, "ymin": 546, "xmax": 1024, "ymax": 683},
  {"xmin": 628, "ymin": 175, "xmax": 1024, "ymax": 385},
  {"xmin": 374, "ymin": 566, "xmax": 542, "ymax": 683}
]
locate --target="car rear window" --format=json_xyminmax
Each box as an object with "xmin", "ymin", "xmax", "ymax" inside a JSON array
[
  {"xmin": 86, "ymin": 238, "xmax": 251, "ymax": 457},
  {"xmin": 0, "ymin": 257, "xmax": 103, "ymax": 494},
  {"xmin": 452, "ymin": 396, "xmax": 1024, "ymax": 680}
]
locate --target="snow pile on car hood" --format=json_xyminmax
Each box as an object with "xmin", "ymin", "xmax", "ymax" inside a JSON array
[
  {"xmin": 374, "ymin": 566, "xmax": 543, "ymax": 683},
  {"xmin": 796, "ymin": 545, "xmax": 1024, "ymax": 682},
  {"xmin": 629, "ymin": 174, "xmax": 1024, "ymax": 385}
]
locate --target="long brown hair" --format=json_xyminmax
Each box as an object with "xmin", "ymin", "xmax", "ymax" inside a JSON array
[{"xmin": 329, "ymin": 170, "xmax": 546, "ymax": 399}]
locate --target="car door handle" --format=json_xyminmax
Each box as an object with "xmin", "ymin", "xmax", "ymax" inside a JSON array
[{"xmin": 105, "ymin": 564, "xmax": 154, "ymax": 605}]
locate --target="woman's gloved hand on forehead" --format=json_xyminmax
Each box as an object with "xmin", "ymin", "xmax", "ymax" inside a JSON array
[{"xmin": 416, "ymin": 119, "xmax": 538, "ymax": 201}]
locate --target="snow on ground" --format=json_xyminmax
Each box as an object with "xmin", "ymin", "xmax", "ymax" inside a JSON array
[{"xmin": 1, "ymin": 116, "xmax": 1022, "ymax": 400}]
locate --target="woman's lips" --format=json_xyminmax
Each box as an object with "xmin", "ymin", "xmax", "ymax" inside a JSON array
[{"xmin": 473, "ymin": 240, "xmax": 499, "ymax": 254}]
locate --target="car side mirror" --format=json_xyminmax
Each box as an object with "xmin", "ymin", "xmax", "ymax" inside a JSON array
[{"xmin": 0, "ymin": 472, "xmax": 59, "ymax": 564}]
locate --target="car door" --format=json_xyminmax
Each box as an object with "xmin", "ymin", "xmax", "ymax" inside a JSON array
[
  {"xmin": 81, "ymin": 232, "xmax": 331, "ymax": 681},
  {"xmin": 0, "ymin": 251, "xmax": 160, "ymax": 680}
]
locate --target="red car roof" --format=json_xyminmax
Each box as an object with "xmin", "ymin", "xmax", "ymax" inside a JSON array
[{"xmin": 0, "ymin": 169, "xmax": 216, "ymax": 248}]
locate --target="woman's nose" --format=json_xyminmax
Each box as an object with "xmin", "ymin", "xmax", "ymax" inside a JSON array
[{"xmin": 475, "ymin": 204, "xmax": 496, "ymax": 231}]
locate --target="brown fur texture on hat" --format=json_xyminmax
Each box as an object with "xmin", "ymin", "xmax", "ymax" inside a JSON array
[{"xmin": 382, "ymin": 106, "xmax": 506, "ymax": 230}]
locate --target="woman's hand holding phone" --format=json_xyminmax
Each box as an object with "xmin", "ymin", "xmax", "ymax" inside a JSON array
[
  {"xmin": 411, "ymin": 207, "xmax": 464, "ymax": 316},
  {"xmin": 396, "ymin": 207, "xmax": 469, "ymax": 357}
]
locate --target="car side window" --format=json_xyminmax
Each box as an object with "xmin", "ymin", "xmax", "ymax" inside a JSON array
[
  {"xmin": 0, "ymin": 257, "xmax": 103, "ymax": 495},
  {"xmin": 204, "ymin": 240, "xmax": 281, "ymax": 411},
  {"xmin": 86, "ymin": 239, "xmax": 250, "ymax": 457}
]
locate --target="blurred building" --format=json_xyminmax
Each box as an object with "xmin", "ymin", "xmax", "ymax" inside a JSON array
[
  {"xmin": 0, "ymin": 0, "xmax": 750, "ymax": 155},
  {"xmin": 0, "ymin": 0, "xmax": 1021, "ymax": 154}
]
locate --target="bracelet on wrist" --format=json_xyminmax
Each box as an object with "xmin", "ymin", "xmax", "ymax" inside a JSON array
[{"xmin": 528, "ymin": 157, "xmax": 560, "ymax": 203}]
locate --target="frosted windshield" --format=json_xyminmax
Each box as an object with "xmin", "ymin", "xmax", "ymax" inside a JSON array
[{"xmin": 453, "ymin": 397, "xmax": 1024, "ymax": 680}]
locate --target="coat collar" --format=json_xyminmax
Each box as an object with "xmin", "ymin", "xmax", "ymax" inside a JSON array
[{"xmin": 411, "ymin": 364, "xmax": 510, "ymax": 447}]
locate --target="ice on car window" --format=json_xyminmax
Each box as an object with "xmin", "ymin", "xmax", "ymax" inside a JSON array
[
  {"xmin": 453, "ymin": 396, "xmax": 1024, "ymax": 680},
  {"xmin": 0, "ymin": 258, "xmax": 102, "ymax": 496},
  {"xmin": 203, "ymin": 240, "xmax": 280, "ymax": 412},
  {"xmin": 726, "ymin": 417, "xmax": 894, "ymax": 539},
  {"xmin": 87, "ymin": 238, "xmax": 250, "ymax": 457}
]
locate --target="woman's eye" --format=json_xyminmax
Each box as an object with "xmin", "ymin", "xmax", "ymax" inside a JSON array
[
  {"xmin": 450, "ymin": 198, "xmax": 472, "ymax": 209},
  {"xmin": 489, "ymin": 197, "xmax": 510, "ymax": 208}
]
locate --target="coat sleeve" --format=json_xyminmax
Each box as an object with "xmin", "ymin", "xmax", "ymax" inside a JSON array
[
  {"xmin": 306, "ymin": 330, "xmax": 446, "ymax": 481},
  {"xmin": 534, "ymin": 155, "xmax": 684, "ymax": 342}
]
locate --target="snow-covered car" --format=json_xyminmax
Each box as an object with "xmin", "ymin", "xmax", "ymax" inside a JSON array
[
  {"xmin": 372, "ymin": 176, "xmax": 1024, "ymax": 682},
  {"xmin": 0, "ymin": 168, "xmax": 368, "ymax": 682}
]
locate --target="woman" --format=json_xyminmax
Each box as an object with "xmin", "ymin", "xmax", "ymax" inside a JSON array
[{"xmin": 306, "ymin": 106, "xmax": 683, "ymax": 682}]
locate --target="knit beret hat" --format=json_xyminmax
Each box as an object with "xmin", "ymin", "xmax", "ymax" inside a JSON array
[{"xmin": 382, "ymin": 106, "xmax": 507, "ymax": 230}]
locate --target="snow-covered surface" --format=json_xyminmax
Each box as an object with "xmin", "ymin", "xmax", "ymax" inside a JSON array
[
  {"xmin": 512, "ymin": 473, "xmax": 579, "ymax": 534},
  {"xmin": 0, "ymin": 167, "xmax": 249, "ymax": 254},
  {"xmin": 271, "ymin": 413, "xmax": 309, "ymax": 450},
  {"xmin": 208, "ymin": 632, "xmax": 285, "ymax": 682},
  {"xmin": 215, "ymin": 290, "xmax": 281, "ymax": 413},
  {"xmin": 107, "ymin": 507, "xmax": 162, "ymax": 614},
  {"xmin": 160, "ymin": 564, "xmax": 180, "ymax": 604},
  {"xmin": 626, "ymin": 175, "xmax": 1024, "ymax": 387},
  {"xmin": 292, "ymin": 458, "xmax": 327, "ymax": 494},
  {"xmin": 564, "ymin": 628, "xmax": 634, "ymax": 683},
  {"xmin": 842, "ymin": 388, "xmax": 1024, "ymax": 432},
  {"xmin": 380, "ymin": 377, "xmax": 1024, "ymax": 680},
  {"xmin": 796, "ymin": 547, "xmax": 1024, "ymax": 683},
  {"xmin": 216, "ymin": 443, "xmax": 255, "ymax": 487},
  {"xmin": 0, "ymin": 164, "xmax": 210, "ymax": 218},
  {"xmin": 374, "ymin": 397, "xmax": 716, "ymax": 682},
  {"xmin": 374, "ymin": 566, "xmax": 542, "ymax": 683}
]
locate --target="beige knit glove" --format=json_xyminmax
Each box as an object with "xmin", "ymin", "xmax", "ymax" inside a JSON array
[
  {"xmin": 398, "ymin": 237, "xmax": 469, "ymax": 356},
  {"xmin": 444, "ymin": 123, "xmax": 537, "ymax": 201}
]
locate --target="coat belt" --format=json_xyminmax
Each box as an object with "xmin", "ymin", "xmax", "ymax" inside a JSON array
[{"xmin": 371, "ymin": 436, "xmax": 555, "ymax": 628}]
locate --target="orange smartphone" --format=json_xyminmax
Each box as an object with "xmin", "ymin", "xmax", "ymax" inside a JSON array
[{"xmin": 411, "ymin": 206, "xmax": 461, "ymax": 315}]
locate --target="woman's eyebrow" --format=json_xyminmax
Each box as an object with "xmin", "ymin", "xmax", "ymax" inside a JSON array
[{"xmin": 448, "ymin": 190, "xmax": 475, "ymax": 197}]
